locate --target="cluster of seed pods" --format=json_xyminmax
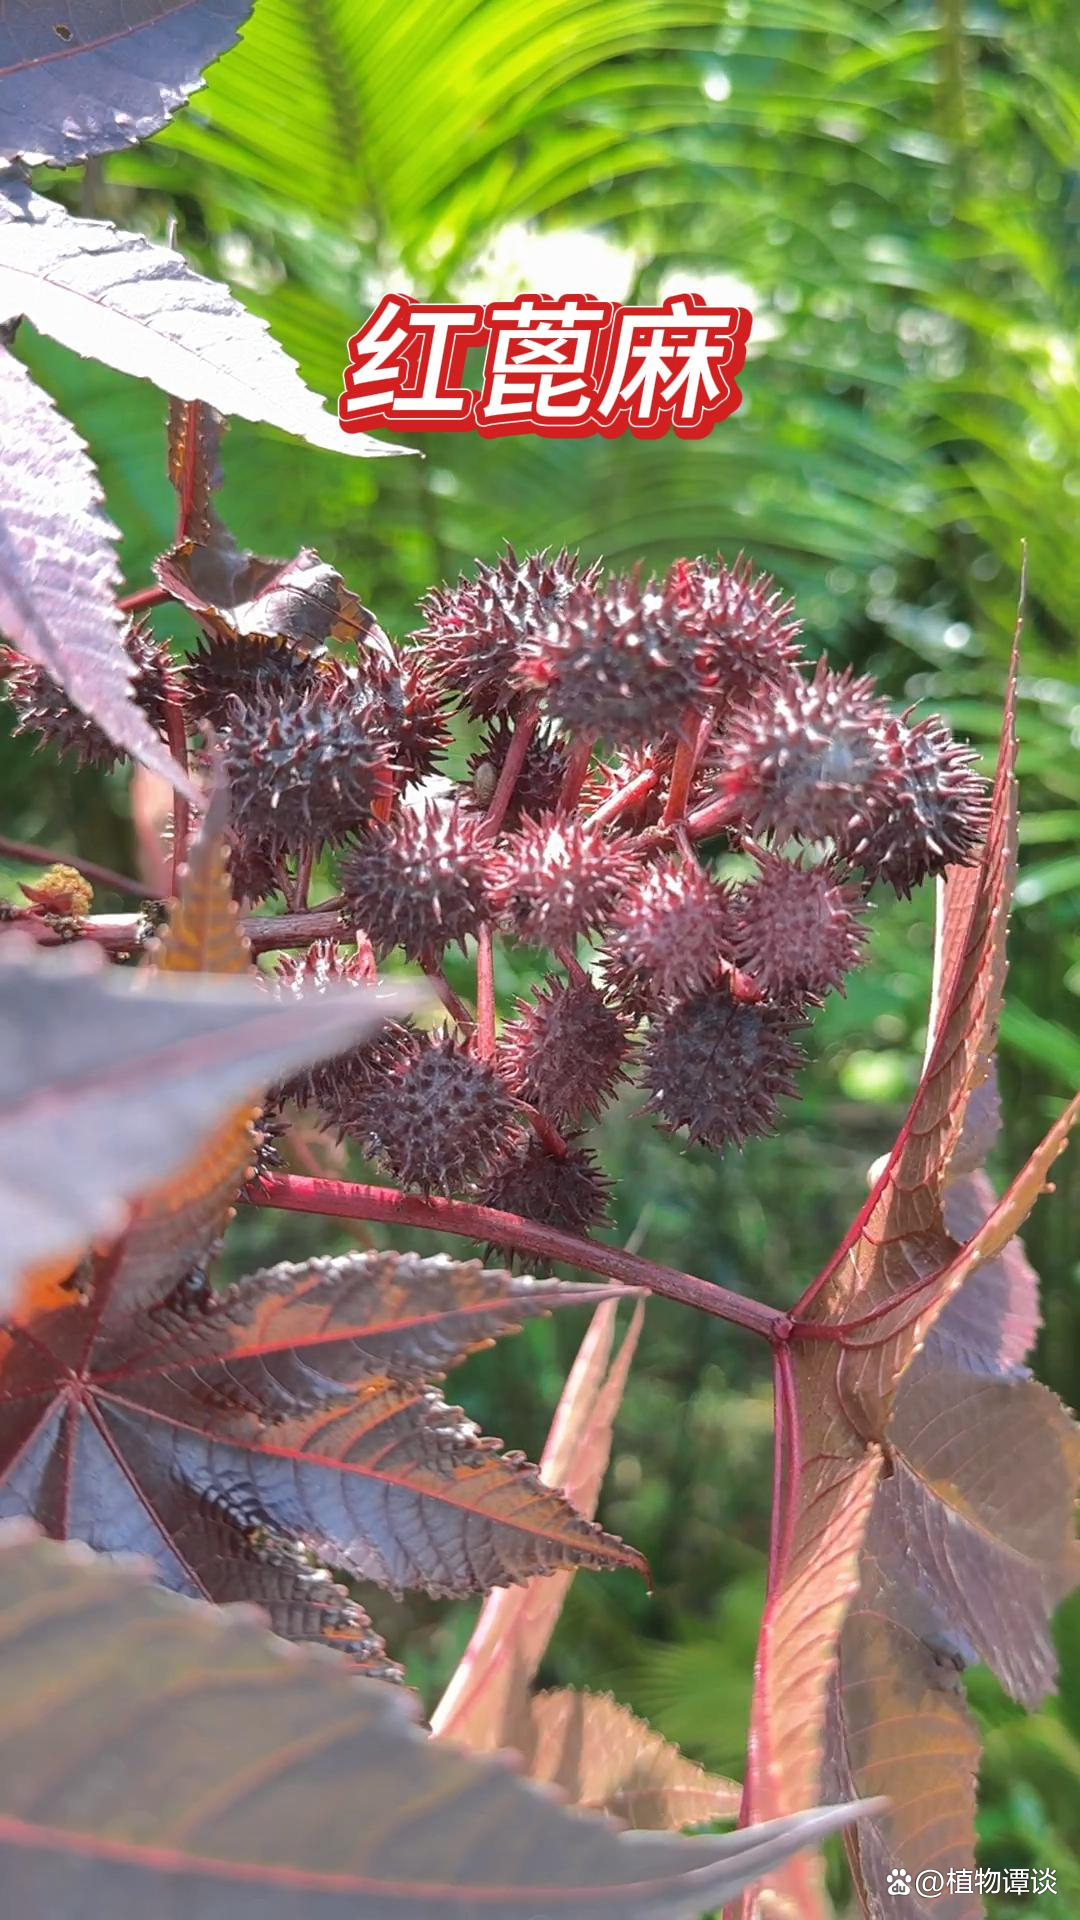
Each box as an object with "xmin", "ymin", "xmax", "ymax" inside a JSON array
[{"xmin": 6, "ymin": 545, "xmax": 989, "ymax": 1239}]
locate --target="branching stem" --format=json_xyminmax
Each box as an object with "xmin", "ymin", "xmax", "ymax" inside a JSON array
[
  {"xmin": 421, "ymin": 962, "xmax": 474, "ymax": 1033},
  {"xmin": 248, "ymin": 1171, "xmax": 786, "ymax": 1338},
  {"xmin": 558, "ymin": 733, "xmax": 596, "ymax": 813},
  {"xmin": 586, "ymin": 765, "xmax": 659, "ymax": 830},
  {"xmin": 482, "ymin": 703, "xmax": 539, "ymax": 838},
  {"xmin": 0, "ymin": 835, "xmax": 152, "ymax": 901},
  {"xmin": 117, "ymin": 584, "xmax": 172, "ymax": 614},
  {"xmin": 662, "ymin": 708, "xmax": 710, "ymax": 826},
  {"xmin": 21, "ymin": 906, "xmax": 351, "ymax": 955},
  {"xmin": 163, "ymin": 684, "xmax": 191, "ymax": 893}
]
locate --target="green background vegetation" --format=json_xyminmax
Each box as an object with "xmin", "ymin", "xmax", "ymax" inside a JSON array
[{"xmin": 4, "ymin": 2, "xmax": 1078, "ymax": 1911}]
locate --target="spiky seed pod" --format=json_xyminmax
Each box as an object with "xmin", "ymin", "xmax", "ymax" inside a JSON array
[
  {"xmin": 517, "ymin": 568, "xmax": 706, "ymax": 747},
  {"xmin": 416, "ymin": 546, "xmax": 595, "ymax": 718},
  {"xmin": 4, "ymin": 620, "xmax": 179, "ymax": 768},
  {"xmin": 125, "ymin": 619, "xmax": 181, "ymax": 735},
  {"xmin": 720, "ymin": 658, "xmax": 895, "ymax": 846},
  {"xmin": 468, "ymin": 719, "xmax": 569, "ymax": 828},
  {"xmin": 187, "ymin": 632, "xmax": 334, "ymax": 731},
  {"xmin": 840, "ymin": 713, "xmax": 989, "ymax": 895},
  {"xmin": 604, "ymin": 860, "xmax": 734, "ymax": 1006},
  {"xmin": 379, "ymin": 651, "xmax": 451, "ymax": 783},
  {"xmin": 498, "ymin": 976, "xmax": 629, "ymax": 1124},
  {"xmin": 675, "ymin": 554, "xmax": 802, "ymax": 709},
  {"xmin": 220, "ymin": 677, "xmax": 392, "ymax": 856},
  {"xmin": 641, "ymin": 984, "xmax": 804, "ymax": 1151},
  {"xmin": 272, "ymin": 941, "xmax": 410, "ymax": 1123},
  {"xmin": 227, "ymin": 828, "xmax": 286, "ymax": 907},
  {"xmin": 338, "ymin": 803, "xmax": 495, "ymax": 962},
  {"xmin": 480, "ymin": 1138, "xmax": 612, "ymax": 1250},
  {"xmin": 491, "ymin": 814, "xmax": 639, "ymax": 948},
  {"xmin": 365, "ymin": 1035, "xmax": 520, "ymax": 1194},
  {"xmin": 731, "ymin": 851, "xmax": 868, "ymax": 1001}
]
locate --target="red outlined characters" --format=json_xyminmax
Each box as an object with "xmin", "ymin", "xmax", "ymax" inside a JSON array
[
  {"xmin": 593, "ymin": 293, "xmax": 752, "ymax": 439},
  {"xmin": 339, "ymin": 291, "xmax": 753, "ymax": 438},
  {"xmin": 474, "ymin": 295, "xmax": 613, "ymax": 438},
  {"xmin": 339, "ymin": 294, "xmax": 484, "ymax": 432}
]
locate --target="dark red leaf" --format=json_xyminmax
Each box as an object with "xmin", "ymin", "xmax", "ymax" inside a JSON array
[
  {"xmin": 0, "ymin": 1247, "xmax": 643, "ymax": 1649},
  {"xmin": 0, "ymin": 183, "xmax": 405, "ymax": 460},
  {"xmin": 0, "ymin": 934, "xmax": 396, "ymax": 1314},
  {"xmin": 158, "ymin": 541, "xmax": 383, "ymax": 657},
  {"xmin": 0, "ymin": 346, "xmax": 192, "ymax": 797},
  {"xmin": 0, "ymin": 2, "xmax": 254, "ymax": 168},
  {"xmin": 742, "ymin": 629, "xmax": 1080, "ymax": 1918},
  {"xmin": 0, "ymin": 1527, "xmax": 871, "ymax": 1919}
]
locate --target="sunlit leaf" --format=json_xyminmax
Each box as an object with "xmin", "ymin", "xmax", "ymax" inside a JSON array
[
  {"xmin": 0, "ymin": 347, "xmax": 192, "ymax": 797},
  {"xmin": 0, "ymin": 183, "xmax": 406, "ymax": 461}
]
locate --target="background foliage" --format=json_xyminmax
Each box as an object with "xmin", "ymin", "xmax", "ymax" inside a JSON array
[{"xmin": 5, "ymin": 2, "xmax": 1077, "ymax": 1910}]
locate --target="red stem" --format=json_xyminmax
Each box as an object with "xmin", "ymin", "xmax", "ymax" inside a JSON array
[
  {"xmin": 764, "ymin": 1352, "xmax": 789, "ymax": 1606},
  {"xmin": 662, "ymin": 709, "xmax": 706, "ymax": 826},
  {"xmin": 554, "ymin": 941, "xmax": 587, "ymax": 986},
  {"xmin": 514, "ymin": 1101, "xmax": 569, "ymax": 1160},
  {"xmin": 772, "ymin": 1343, "xmax": 801, "ymax": 1584},
  {"xmin": 559, "ymin": 733, "xmax": 596, "ymax": 813},
  {"xmin": 288, "ymin": 848, "xmax": 314, "ymax": 913},
  {"xmin": 247, "ymin": 1172, "xmax": 785, "ymax": 1338},
  {"xmin": 174, "ymin": 399, "xmax": 201, "ymax": 544},
  {"xmin": 483, "ymin": 704, "xmax": 539, "ymax": 838},
  {"xmin": 634, "ymin": 786, "xmax": 744, "ymax": 857},
  {"xmin": 475, "ymin": 923, "xmax": 496, "ymax": 1059},
  {"xmin": 0, "ymin": 835, "xmax": 153, "ymax": 901},
  {"xmin": 18, "ymin": 906, "xmax": 350, "ymax": 955},
  {"xmin": 586, "ymin": 764, "xmax": 659, "ymax": 830},
  {"xmin": 731, "ymin": 1341, "xmax": 801, "ymax": 1875},
  {"xmin": 117, "ymin": 584, "xmax": 172, "ymax": 614},
  {"xmin": 681, "ymin": 787, "xmax": 744, "ymax": 844},
  {"xmin": 421, "ymin": 962, "xmax": 474, "ymax": 1033},
  {"xmin": 163, "ymin": 683, "xmax": 191, "ymax": 893}
]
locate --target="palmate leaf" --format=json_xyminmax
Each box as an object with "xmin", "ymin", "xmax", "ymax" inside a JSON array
[
  {"xmin": 0, "ymin": 1529, "xmax": 872, "ymax": 1920},
  {"xmin": 0, "ymin": 1, "xmax": 254, "ymax": 168},
  {"xmin": 0, "ymin": 181, "xmax": 404, "ymax": 461},
  {"xmin": 743, "ymin": 641, "xmax": 1080, "ymax": 1918},
  {"xmin": 0, "ymin": 937, "xmax": 394, "ymax": 1316},
  {"xmin": 0, "ymin": 1247, "xmax": 641, "ymax": 1664},
  {"xmin": 0, "ymin": 346, "xmax": 192, "ymax": 796}
]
